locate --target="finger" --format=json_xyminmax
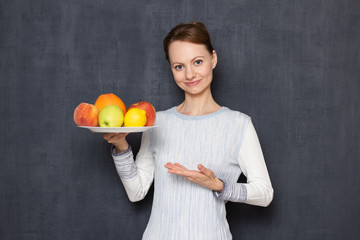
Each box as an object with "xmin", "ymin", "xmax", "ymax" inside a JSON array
[
  {"xmin": 104, "ymin": 133, "xmax": 120, "ymax": 141},
  {"xmin": 167, "ymin": 165, "xmax": 186, "ymax": 173},
  {"xmin": 106, "ymin": 134, "xmax": 119, "ymax": 143},
  {"xmin": 166, "ymin": 165, "xmax": 192, "ymax": 176},
  {"xmin": 105, "ymin": 133, "xmax": 128, "ymax": 143},
  {"xmin": 112, "ymin": 132, "xmax": 129, "ymax": 138},
  {"xmin": 174, "ymin": 163, "xmax": 189, "ymax": 171},
  {"xmin": 111, "ymin": 133, "xmax": 127, "ymax": 141},
  {"xmin": 103, "ymin": 133, "xmax": 114, "ymax": 140},
  {"xmin": 169, "ymin": 170, "xmax": 193, "ymax": 178},
  {"xmin": 198, "ymin": 164, "xmax": 208, "ymax": 173},
  {"xmin": 105, "ymin": 132, "xmax": 128, "ymax": 138},
  {"xmin": 121, "ymin": 133, "xmax": 130, "ymax": 137},
  {"xmin": 165, "ymin": 164, "xmax": 181, "ymax": 173},
  {"xmin": 165, "ymin": 162, "xmax": 186, "ymax": 171},
  {"xmin": 179, "ymin": 169, "xmax": 199, "ymax": 177},
  {"xmin": 198, "ymin": 164, "xmax": 213, "ymax": 177},
  {"xmin": 164, "ymin": 162, "xmax": 175, "ymax": 169}
]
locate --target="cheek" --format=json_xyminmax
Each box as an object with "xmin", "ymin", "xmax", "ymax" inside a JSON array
[
  {"xmin": 171, "ymin": 70, "xmax": 183, "ymax": 82},
  {"xmin": 199, "ymin": 65, "xmax": 213, "ymax": 78}
]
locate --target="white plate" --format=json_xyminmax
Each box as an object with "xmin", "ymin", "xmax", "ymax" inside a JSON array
[{"xmin": 78, "ymin": 125, "xmax": 158, "ymax": 133}]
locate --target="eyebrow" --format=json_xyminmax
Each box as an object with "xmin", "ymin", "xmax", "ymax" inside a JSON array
[{"xmin": 171, "ymin": 56, "xmax": 205, "ymax": 67}]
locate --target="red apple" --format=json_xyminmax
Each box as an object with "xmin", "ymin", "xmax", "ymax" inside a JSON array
[
  {"xmin": 128, "ymin": 101, "xmax": 156, "ymax": 126},
  {"xmin": 73, "ymin": 102, "xmax": 99, "ymax": 126}
]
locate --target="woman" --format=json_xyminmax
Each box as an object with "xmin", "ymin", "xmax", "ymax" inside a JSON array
[{"xmin": 104, "ymin": 22, "xmax": 273, "ymax": 240}]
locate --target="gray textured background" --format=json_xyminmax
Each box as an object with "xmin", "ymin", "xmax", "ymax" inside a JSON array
[{"xmin": 1, "ymin": 0, "xmax": 359, "ymax": 239}]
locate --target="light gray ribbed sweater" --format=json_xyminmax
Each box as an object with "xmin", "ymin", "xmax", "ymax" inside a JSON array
[{"xmin": 112, "ymin": 107, "xmax": 273, "ymax": 240}]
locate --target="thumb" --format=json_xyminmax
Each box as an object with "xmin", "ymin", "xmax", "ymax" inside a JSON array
[{"xmin": 198, "ymin": 164, "xmax": 211, "ymax": 176}]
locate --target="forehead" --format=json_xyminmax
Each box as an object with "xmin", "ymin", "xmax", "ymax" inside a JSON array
[{"xmin": 168, "ymin": 41, "xmax": 209, "ymax": 63}]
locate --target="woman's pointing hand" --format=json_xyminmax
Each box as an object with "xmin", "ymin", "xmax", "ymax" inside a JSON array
[{"xmin": 164, "ymin": 162, "xmax": 223, "ymax": 192}]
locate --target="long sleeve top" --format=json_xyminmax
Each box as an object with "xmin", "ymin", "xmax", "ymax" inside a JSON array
[{"xmin": 112, "ymin": 106, "xmax": 273, "ymax": 240}]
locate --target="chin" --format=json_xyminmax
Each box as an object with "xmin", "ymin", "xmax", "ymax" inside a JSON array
[{"xmin": 185, "ymin": 86, "xmax": 211, "ymax": 96}]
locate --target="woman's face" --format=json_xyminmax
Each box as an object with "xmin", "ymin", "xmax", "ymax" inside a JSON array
[{"xmin": 168, "ymin": 41, "xmax": 217, "ymax": 96}]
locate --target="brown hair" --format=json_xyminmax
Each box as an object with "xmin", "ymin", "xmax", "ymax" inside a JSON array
[{"xmin": 163, "ymin": 21, "xmax": 214, "ymax": 62}]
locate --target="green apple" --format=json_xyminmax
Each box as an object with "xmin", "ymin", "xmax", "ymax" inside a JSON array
[{"xmin": 98, "ymin": 105, "xmax": 124, "ymax": 127}]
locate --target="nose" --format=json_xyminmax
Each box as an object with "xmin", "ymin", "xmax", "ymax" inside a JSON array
[{"xmin": 185, "ymin": 66, "xmax": 195, "ymax": 80}]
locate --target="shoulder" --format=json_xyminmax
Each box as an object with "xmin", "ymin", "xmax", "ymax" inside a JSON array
[
  {"xmin": 153, "ymin": 107, "xmax": 176, "ymax": 125},
  {"xmin": 221, "ymin": 106, "xmax": 251, "ymax": 125}
]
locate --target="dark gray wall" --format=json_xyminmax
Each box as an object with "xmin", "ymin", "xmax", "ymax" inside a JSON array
[{"xmin": 1, "ymin": 0, "xmax": 359, "ymax": 239}]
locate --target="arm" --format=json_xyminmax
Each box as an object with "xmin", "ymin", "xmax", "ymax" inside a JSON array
[
  {"xmin": 215, "ymin": 120, "xmax": 274, "ymax": 207},
  {"xmin": 110, "ymin": 131, "xmax": 155, "ymax": 202}
]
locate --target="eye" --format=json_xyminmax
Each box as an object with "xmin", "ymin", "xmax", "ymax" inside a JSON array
[
  {"xmin": 174, "ymin": 65, "xmax": 183, "ymax": 70},
  {"xmin": 194, "ymin": 59, "xmax": 203, "ymax": 65}
]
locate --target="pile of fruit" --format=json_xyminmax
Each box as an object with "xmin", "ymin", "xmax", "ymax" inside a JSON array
[{"xmin": 73, "ymin": 93, "xmax": 156, "ymax": 127}]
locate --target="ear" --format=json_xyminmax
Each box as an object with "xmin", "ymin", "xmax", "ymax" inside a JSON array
[{"xmin": 211, "ymin": 50, "xmax": 218, "ymax": 69}]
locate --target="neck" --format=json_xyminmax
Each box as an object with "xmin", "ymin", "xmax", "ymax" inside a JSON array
[{"xmin": 177, "ymin": 88, "xmax": 221, "ymax": 116}]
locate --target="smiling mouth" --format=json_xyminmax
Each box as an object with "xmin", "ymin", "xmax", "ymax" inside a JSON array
[{"xmin": 185, "ymin": 80, "xmax": 201, "ymax": 86}]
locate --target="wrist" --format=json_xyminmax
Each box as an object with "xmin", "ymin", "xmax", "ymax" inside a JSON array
[
  {"xmin": 115, "ymin": 143, "xmax": 129, "ymax": 153},
  {"xmin": 213, "ymin": 178, "xmax": 224, "ymax": 192}
]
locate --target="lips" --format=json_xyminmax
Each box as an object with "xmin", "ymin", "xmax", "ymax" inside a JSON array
[{"xmin": 185, "ymin": 80, "xmax": 201, "ymax": 86}]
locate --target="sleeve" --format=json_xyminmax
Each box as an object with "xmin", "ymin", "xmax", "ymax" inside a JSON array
[
  {"xmin": 112, "ymin": 130, "xmax": 155, "ymax": 202},
  {"xmin": 214, "ymin": 120, "xmax": 274, "ymax": 207}
]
